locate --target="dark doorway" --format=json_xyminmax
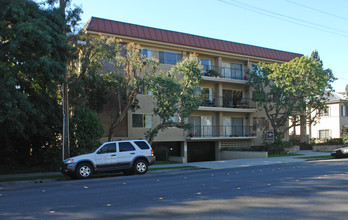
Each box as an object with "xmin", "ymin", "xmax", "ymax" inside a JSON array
[
  {"xmin": 152, "ymin": 142, "xmax": 181, "ymax": 161},
  {"xmin": 188, "ymin": 142, "xmax": 215, "ymax": 162}
]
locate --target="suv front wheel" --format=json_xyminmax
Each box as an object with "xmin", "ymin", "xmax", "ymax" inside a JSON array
[
  {"xmin": 133, "ymin": 159, "xmax": 148, "ymax": 175},
  {"xmin": 76, "ymin": 162, "xmax": 93, "ymax": 179}
]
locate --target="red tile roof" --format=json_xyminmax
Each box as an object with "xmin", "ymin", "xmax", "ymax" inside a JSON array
[{"xmin": 85, "ymin": 17, "xmax": 302, "ymax": 62}]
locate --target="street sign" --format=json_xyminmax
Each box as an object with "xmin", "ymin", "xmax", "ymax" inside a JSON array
[{"xmin": 266, "ymin": 131, "xmax": 274, "ymax": 143}]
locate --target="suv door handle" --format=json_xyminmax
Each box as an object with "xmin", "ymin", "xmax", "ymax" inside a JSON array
[
  {"xmin": 111, "ymin": 154, "xmax": 116, "ymax": 156},
  {"xmin": 130, "ymin": 153, "xmax": 135, "ymax": 155}
]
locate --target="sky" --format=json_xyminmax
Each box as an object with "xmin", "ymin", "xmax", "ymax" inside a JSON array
[{"xmin": 71, "ymin": 0, "xmax": 347, "ymax": 92}]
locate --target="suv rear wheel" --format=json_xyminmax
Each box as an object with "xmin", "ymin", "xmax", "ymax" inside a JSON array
[
  {"xmin": 76, "ymin": 162, "xmax": 93, "ymax": 179},
  {"xmin": 133, "ymin": 159, "xmax": 148, "ymax": 175}
]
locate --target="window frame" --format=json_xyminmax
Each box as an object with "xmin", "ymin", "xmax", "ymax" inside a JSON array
[
  {"xmin": 97, "ymin": 143, "xmax": 116, "ymax": 154},
  {"xmin": 134, "ymin": 141, "xmax": 151, "ymax": 150},
  {"xmin": 159, "ymin": 50, "xmax": 182, "ymax": 65},
  {"xmin": 318, "ymin": 129, "xmax": 330, "ymax": 140},
  {"xmin": 141, "ymin": 48, "xmax": 153, "ymax": 58},
  {"xmin": 132, "ymin": 114, "xmax": 153, "ymax": 128},
  {"xmin": 118, "ymin": 142, "xmax": 136, "ymax": 152}
]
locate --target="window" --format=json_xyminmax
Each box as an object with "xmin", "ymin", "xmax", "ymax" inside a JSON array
[
  {"xmin": 201, "ymin": 88, "xmax": 214, "ymax": 106},
  {"xmin": 166, "ymin": 115, "xmax": 179, "ymax": 123},
  {"xmin": 231, "ymin": 63, "xmax": 242, "ymax": 79},
  {"xmin": 159, "ymin": 51, "xmax": 182, "ymax": 65},
  {"xmin": 98, "ymin": 143, "xmax": 116, "ymax": 154},
  {"xmin": 223, "ymin": 117, "xmax": 244, "ymax": 136},
  {"xmin": 134, "ymin": 141, "xmax": 150, "ymax": 150},
  {"xmin": 222, "ymin": 62, "xmax": 242, "ymax": 79},
  {"xmin": 132, "ymin": 114, "xmax": 153, "ymax": 128},
  {"xmin": 200, "ymin": 59, "xmax": 211, "ymax": 73},
  {"xmin": 319, "ymin": 107, "xmax": 330, "ymax": 117},
  {"xmin": 119, "ymin": 142, "xmax": 136, "ymax": 152},
  {"xmin": 223, "ymin": 90, "xmax": 243, "ymax": 108},
  {"xmin": 341, "ymin": 105, "xmax": 348, "ymax": 116},
  {"xmin": 319, "ymin": 130, "xmax": 330, "ymax": 140},
  {"xmin": 142, "ymin": 48, "xmax": 153, "ymax": 58},
  {"xmin": 188, "ymin": 116, "xmax": 213, "ymax": 137}
]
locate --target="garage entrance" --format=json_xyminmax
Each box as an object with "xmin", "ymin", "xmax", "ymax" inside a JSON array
[{"xmin": 187, "ymin": 142, "xmax": 216, "ymax": 162}]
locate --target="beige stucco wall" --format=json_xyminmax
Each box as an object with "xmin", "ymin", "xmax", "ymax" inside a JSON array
[
  {"xmin": 219, "ymin": 151, "xmax": 268, "ymax": 160},
  {"xmin": 95, "ymin": 38, "xmax": 283, "ymax": 148}
]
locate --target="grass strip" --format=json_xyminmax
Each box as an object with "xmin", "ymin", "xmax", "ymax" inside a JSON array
[
  {"xmin": 154, "ymin": 161, "xmax": 178, "ymax": 165},
  {"xmin": 268, "ymin": 154, "xmax": 302, "ymax": 157},
  {"xmin": 296, "ymin": 155, "xmax": 332, "ymax": 160}
]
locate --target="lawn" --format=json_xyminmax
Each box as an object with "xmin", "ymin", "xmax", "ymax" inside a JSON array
[
  {"xmin": 268, "ymin": 153, "xmax": 302, "ymax": 157},
  {"xmin": 296, "ymin": 155, "xmax": 333, "ymax": 160}
]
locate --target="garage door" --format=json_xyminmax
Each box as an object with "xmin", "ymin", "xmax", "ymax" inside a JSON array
[{"xmin": 188, "ymin": 142, "xmax": 215, "ymax": 162}]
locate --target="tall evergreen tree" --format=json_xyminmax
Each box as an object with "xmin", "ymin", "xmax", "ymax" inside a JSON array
[{"xmin": 0, "ymin": 0, "xmax": 80, "ymax": 168}]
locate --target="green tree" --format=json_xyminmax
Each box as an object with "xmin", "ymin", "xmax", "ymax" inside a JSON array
[
  {"xmin": 0, "ymin": 0, "xmax": 80, "ymax": 168},
  {"xmin": 105, "ymin": 43, "xmax": 158, "ymax": 141},
  {"xmin": 68, "ymin": 33, "xmax": 119, "ymax": 112},
  {"xmin": 145, "ymin": 54, "xmax": 203, "ymax": 144},
  {"xmin": 248, "ymin": 53, "xmax": 335, "ymax": 152},
  {"xmin": 67, "ymin": 33, "xmax": 120, "ymax": 155},
  {"xmin": 69, "ymin": 107, "xmax": 104, "ymax": 156}
]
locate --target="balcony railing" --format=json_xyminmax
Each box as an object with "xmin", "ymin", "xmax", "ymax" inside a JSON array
[
  {"xmin": 202, "ymin": 65, "xmax": 220, "ymax": 75},
  {"xmin": 200, "ymin": 96, "xmax": 256, "ymax": 109},
  {"xmin": 188, "ymin": 125, "xmax": 255, "ymax": 138},
  {"xmin": 221, "ymin": 67, "xmax": 243, "ymax": 80},
  {"xmin": 202, "ymin": 65, "xmax": 248, "ymax": 80}
]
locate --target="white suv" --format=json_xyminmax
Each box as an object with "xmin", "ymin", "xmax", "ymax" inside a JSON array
[{"xmin": 60, "ymin": 140, "xmax": 155, "ymax": 179}]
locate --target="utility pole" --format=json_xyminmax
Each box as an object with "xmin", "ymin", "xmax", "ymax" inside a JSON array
[{"xmin": 60, "ymin": 0, "xmax": 69, "ymax": 160}]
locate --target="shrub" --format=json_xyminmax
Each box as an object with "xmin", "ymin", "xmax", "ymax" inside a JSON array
[
  {"xmin": 69, "ymin": 107, "xmax": 104, "ymax": 156},
  {"xmin": 265, "ymin": 141, "xmax": 293, "ymax": 154},
  {"xmin": 342, "ymin": 134, "xmax": 348, "ymax": 145}
]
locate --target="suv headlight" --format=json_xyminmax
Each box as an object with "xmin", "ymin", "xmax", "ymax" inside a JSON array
[{"xmin": 65, "ymin": 159, "xmax": 74, "ymax": 164}]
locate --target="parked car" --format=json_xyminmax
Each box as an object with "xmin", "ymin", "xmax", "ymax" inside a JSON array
[
  {"xmin": 60, "ymin": 140, "xmax": 155, "ymax": 179},
  {"xmin": 331, "ymin": 147, "xmax": 348, "ymax": 158}
]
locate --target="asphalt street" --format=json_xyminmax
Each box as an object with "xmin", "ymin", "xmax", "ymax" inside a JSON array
[{"xmin": 1, "ymin": 158, "xmax": 348, "ymax": 219}]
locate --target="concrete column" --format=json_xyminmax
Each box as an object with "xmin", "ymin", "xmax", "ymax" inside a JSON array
[
  {"xmin": 215, "ymin": 56, "xmax": 222, "ymax": 68},
  {"xmin": 181, "ymin": 141, "xmax": 188, "ymax": 163},
  {"xmin": 216, "ymin": 82, "xmax": 223, "ymax": 107},
  {"xmin": 215, "ymin": 141, "xmax": 221, "ymax": 161}
]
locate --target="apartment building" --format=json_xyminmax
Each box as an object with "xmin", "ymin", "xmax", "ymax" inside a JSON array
[
  {"xmin": 84, "ymin": 17, "xmax": 302, "ymax": 163},
  {"xmin": 309, "ymin": 92, "xmax": 348, "ymax": 140}
]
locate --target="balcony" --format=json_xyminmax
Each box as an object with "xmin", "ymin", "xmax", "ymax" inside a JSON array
[
  {"xmin": 187, "ymin": 125, "xmax": 255, "ymax": 139},
  {"xmin": 202, "ymin": 65, "xmax": 248, "ymax": 81},
  {"xmin": 200, "ymin": 96, "xmax": 256, "ymax": 109}
]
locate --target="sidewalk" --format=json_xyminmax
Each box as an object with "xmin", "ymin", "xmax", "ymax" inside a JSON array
[
  {"xmin": 0, "ymin": 151, "xmax": 331, "ymax": 182},
  {"xmin": 151, "ymin": 150, "xmax": 332, "ymax": 169}
]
